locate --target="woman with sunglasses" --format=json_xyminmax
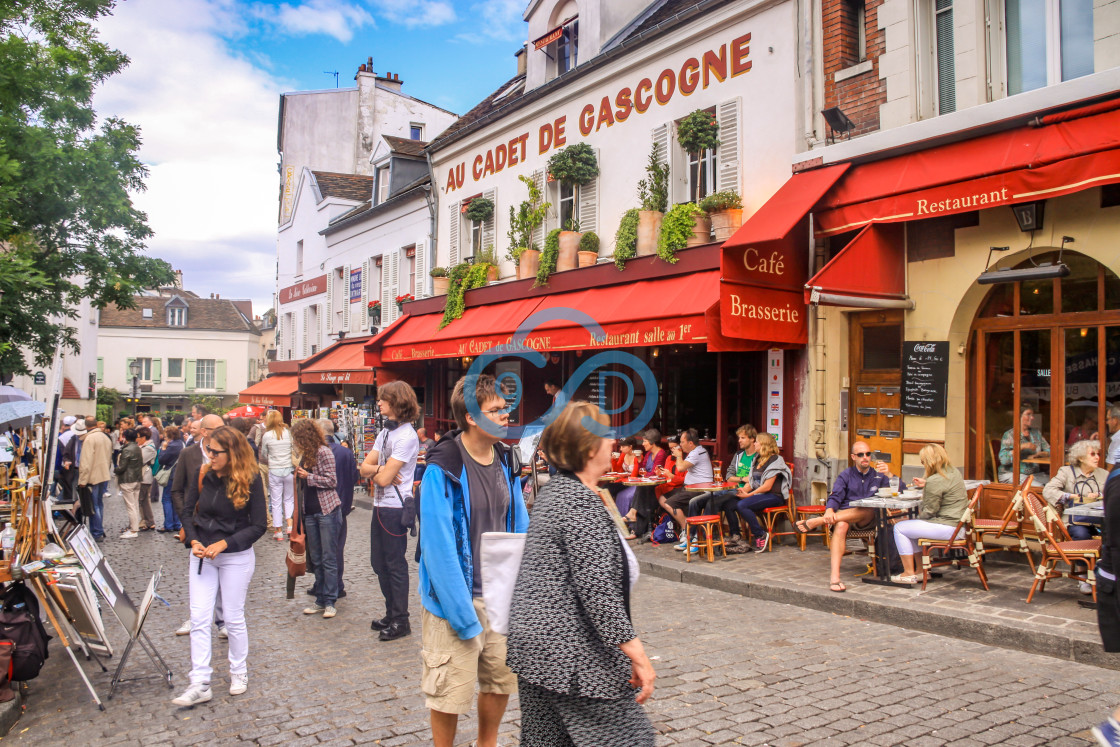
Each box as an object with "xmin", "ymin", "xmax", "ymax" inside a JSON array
[{"xmin": 173, "ymin": 426, "xmax": 266, "ymax": 707}]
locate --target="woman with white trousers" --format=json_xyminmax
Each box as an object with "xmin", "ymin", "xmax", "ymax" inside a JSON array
[
  {"xmin": 259, "ymin": 410, "xmax": 295, "ymax": 540},
  {"xmin": 890, "ymin": 444, "xmax": 969, "ymax": 584},
  {"xmin": 173, "ymin": 425, "xmax": 267, "ymax": 707}
]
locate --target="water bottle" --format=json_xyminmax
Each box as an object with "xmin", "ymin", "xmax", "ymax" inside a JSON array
[{"xmin": 0, "ymin": 523, "xmax": 15, "ymax": 560}]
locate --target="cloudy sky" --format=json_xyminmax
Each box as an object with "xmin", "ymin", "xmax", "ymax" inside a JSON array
[{"xmin": 94, "ymin": 0, "xmax": 527, "ymax": 316}]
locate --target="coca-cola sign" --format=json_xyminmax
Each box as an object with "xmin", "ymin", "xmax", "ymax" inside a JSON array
[{"xmin": 279, "ymin": 275, "xmax": 328, "ymax": 304}]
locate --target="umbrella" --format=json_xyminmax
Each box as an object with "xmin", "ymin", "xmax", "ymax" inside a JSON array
[
  {"xmin": 226, "ymin": 404, "xmax": 268, "ymax": 419},
  {"xmin": 0, "ymin": 399, "xmax": 45, "ymax": 429},
  {"xmin": 0, "ymin": 386, "xmax": 33, "ymax": 406}
]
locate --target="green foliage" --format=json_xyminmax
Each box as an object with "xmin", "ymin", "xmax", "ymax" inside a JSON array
[
  {"xmin": 96, "ymin": 386, "xmax": 120, "ymax": 406},
  {"xmin": 547, "ymin": 143, "xmax": 599, "ymax": 186},
  {"xmin": 440, "ymin": 262, "xmax": 489, "ymax": 329},
  {"xmin": 563, "ymin": 216, "xmax": 580, "ymax": 232},
  {"xmin": 677, "ymin": 109, "xmax": 720, "ymax": 156},
  {"xmin": 613, "ymin": 208, "xmax": 641, "ymax": 270},
  {"xmin": 535, "ymin": 229, "xmax": 562, "ymax": 288},
  {"xmin": 505, "ymin": 175, "xmax": 551, "ymax": 265},
  {"xmin": 657, "ymin": 203, "xmax": 704, "ymax": 263},
  {"xmin": 190, "ymin": 395, "xmax": 226, "ymax": 416},
  {"xmin": 429, "ymin": 266, "xmax": 448, "ymax": 278},
  {"xmin": 578, "ymin": 231, "xmax": 599, "ymax": 254},
  {"xmin": 698, "ymin": 190, "xmax": 742, "ymax": 213},
  {"xmin": 464, "ymin": 197, "xmax": 494, "ymax": 223},
  {"xmin": 0, "ymin": 0, "xmax": 174, "ymax": 376},
  {"xmin": 637, "ymin": 142, "xmax": 669, "ymax": 213},
  {"xmin": 475, "ymin": 246, "xmax": 497, "ymax": 265},
  {"xmin": 95, "ymin": 404, "xmax": 112, "ymax": 424}
]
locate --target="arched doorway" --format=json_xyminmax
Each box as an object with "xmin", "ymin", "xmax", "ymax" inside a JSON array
[{"xmin": 967, "ymin": 251, "xmax": 1120, "ymax": 482}]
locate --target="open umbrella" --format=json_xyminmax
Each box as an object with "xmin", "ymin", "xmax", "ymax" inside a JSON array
[
  {"xmin": 0, "ymin": 385, "xmax": 33, "ymax": 406},
  {"xmin": 0, "ymin": 400, "xmax": 45, "ymax": 430},
  {"xmin": 225, "ymin": 404, "xmax": 268, "ymax": 419}
]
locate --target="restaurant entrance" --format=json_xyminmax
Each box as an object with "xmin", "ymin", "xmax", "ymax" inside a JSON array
[
  {"xmin": 968, "ymin": 251, "xmax": 1120, "ymax": 483},
  {"xmin": 849, "ymin": 310, "xmax": 904, "ymax": 473}
]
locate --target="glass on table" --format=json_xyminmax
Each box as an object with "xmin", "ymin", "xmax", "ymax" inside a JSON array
[{"xmin": 889, "ymin": 476, "xmax": 900, "ymax": 496}]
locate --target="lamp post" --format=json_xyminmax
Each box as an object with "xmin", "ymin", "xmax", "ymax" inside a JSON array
[{"xmin": 128, "ymin": 359, "xmax": 141, "ymax": 416}]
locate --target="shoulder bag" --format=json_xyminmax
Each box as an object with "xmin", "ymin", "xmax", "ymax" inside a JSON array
[
  {"xmin": 479, "ymin": 531, "xmax": 525, "ymax": 636},
  {"xmin": 286, "ymin": 477, "xmax": 306, "ymax": 577}
]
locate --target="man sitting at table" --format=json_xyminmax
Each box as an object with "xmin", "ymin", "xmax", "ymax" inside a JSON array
[
  {"xmin": 795, "ymin": 440, "xmax": 890, "ymax": 592},
  {"xmin": 657, "ymin": 429, "xmax": 713, "ymax": 553}
]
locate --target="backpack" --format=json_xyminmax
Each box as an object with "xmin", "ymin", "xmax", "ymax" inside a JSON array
[
  {"xmin": 650, "ymin": 514, "xmax": 678, "ymax": 545},
  {"xmin": 0, "ymin": 583, "xmax": 51, "ymax": 681}
]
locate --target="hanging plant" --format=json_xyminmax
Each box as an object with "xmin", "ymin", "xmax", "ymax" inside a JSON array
[
  {"xmin": 547, "ymin": 143, "xmax": 599, "ymax": 186},
  {"xmin": 439, "ymin": 262, "xmax": 489, "ymax": 329},
  {"xmin": 394, "ymin": 293, "xmax": 414, "ymax": 312},
  {"xmin": 367, "ymin": 299, "xmax": 381, "ymax": 325},
  {"xmin": 465, "ymin": 197, "xmax": 494, "ymax": 223},
  {"xmin": 677, "ymin": 109, "xmax": 720, "ymax": 158},
  {"xmin": 613, "ymin": 209, "xmax": 640, "ymax": 270},
  {"xmin": 657, "ymin": 203, "xmax": 704, "ymax": 263},
  {"xmin": 535, "ymin": 229, "xmax": 562, "ymax": 288}
]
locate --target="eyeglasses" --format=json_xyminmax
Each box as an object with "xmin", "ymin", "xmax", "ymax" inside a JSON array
[
  {"xmin": 205, "ymin": 446, "xmax": 227, "ymax": 456},
  {"xmin": 852, "ymin": 451, "xmax": 872, "ymax": 458},
  {"xmin": 481, "ymin": 406, "xmax": 513, "ymax": 415}
]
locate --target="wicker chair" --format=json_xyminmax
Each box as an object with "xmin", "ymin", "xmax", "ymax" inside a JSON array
[
  {"xmin": 916, "ymin": 486, "xmax": 989, "ymax": 591},
  {"xmin": 795, "ymin": 503, "xmax": 830, "ymax": 551},
  {"xmin": 761, "ymin": 490, "xmax": 796, "ymax": 551},
  {"xmin": 973, "ymin": 476, "xmax": 1035, "ymax": 572},
  {"xmin": 685, "ymin": 514, "xmax": 727, "ymax": 562},
  {"xmin": 1023, "ymin": 492, "xmax": 1101, "ymax": 603}
]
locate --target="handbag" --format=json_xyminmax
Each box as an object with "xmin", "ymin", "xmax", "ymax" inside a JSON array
[
  {"xmin": 154, "ymin": 466, "xmax": 172, "ymax": 486},
  {"xmin": 286, "ymin": 478, "xmax": 306, "ymax": 577},
  {"xmin": 479, "ymin": 531, "xmax": 525, "ymax": 636}
]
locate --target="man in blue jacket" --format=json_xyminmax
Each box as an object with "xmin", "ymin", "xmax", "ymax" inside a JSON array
[{"xmin": 418, "ymin": 373, "xmax": 528, "ymax": 747}]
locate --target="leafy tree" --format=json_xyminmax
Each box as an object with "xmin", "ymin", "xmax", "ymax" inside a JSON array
[
  {"xmin": 96, "ymin": 386, "xmax": 120, "ymax": 407},
  {"xmin": 0, "ymin": 0, "xmax": 173, "ymax": 377}
]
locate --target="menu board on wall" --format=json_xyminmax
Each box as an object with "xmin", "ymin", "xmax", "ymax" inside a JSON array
[{"xmin": 902, "ymin": 341, "xmax": 949, "ymax": 417}]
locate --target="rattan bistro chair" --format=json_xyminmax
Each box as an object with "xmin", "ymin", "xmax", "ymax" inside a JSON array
[
  {"xmin": 795, "ymin": 503, "xmax": 830, "ymax": 551},
  {"xmin": 973, "ymin": 477, "xmax": 1036, "ymax": 572},
  {"xmin": 918, "ymin": 486, "xmax": 989, "ymax": 591},
  {"xmin": 1023, "ymin": 492, "xmax": 1101, "ymax": 603}
]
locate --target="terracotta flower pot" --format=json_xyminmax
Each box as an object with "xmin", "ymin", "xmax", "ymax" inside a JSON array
[
  {"xmin": 431, "ymin": 277, "xmax": 450, "ymax": 296},
  {"xmin": 577, "ymin": 250, "xmax": 598, "ymax": 268},
  {"xmin": 636, "ymin": 211, "xmax": 662, "ymax": 256},
  {"xmin": 686, "ymin": 215, "xmax": 713, "ymax": 246},
  {"xmin": 710, "ymin": 209, "xmax": 743, "ymax": 241},
  {"xmin": 518, "ymin": 249, "xmax": 540, "ymax": 280},
  {"xmin": 557, "ymin": 231, "xmax": 581, "ymax": 272},
  {"xmin": 486, "ymin": 265, "xmax": 499, "ymax": 283}
]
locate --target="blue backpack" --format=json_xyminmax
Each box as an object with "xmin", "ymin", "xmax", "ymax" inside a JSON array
[{"xmin": 650, "ymin": 514, "xmax": 678, "ymax": 545}]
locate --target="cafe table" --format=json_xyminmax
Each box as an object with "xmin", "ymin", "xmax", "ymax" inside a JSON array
[
  {"xmin": 850, "ymin": 494, "xmax": 923, "ymax": 587},
  {"xmin": 598, "ymin": 472, "xmax": 632, "ymax": 483},
  {"xmin": 622, "ymin": 477, "xmax": 666, "ymax": 487},
  {"xmin": 684, "ymin": 481, "xmax": 736, "ymax": 492}
]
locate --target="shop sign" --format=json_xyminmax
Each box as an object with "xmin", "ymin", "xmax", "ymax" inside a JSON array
[
  {"xmin": 720, "ymin": 223, "xmax": 807, "ymax": 293},
  {"xmin": 33, "ymin": 371, "xmax": 46, "ymax": 385},
  {"xmin": 767, "ymin": 350, "xmax": 783, "ymax": 447},
  {"xmin": 279, "ymin": 274, "xmax": 327, "ymax": 304},
  {"xmin": 306, "ymin": 370, "xmax": 375, "ymax": 386},
  {"xmin": 718, "ymin": 283, "xmax": 806, "ymax": 345},
  {"xmin": 349, "ymin": 268, "xmax": 362, "ymax": 303}
]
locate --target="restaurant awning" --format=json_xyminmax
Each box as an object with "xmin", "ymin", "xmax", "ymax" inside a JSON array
[
  {"xmin": 300, "ymin": 335, "xmax": 376, "ymax": 386},
  {"xmin": 804, "ymin": 223, "xmax": 914, "ymax": 309},
  {"xmin": 238, "ymin": 373, "xmax": 299, "ymax": 408},
  {"xmin": 723, "ymin": 163, "xmax": 851, "ymax": 248},
  {"xmin": 814, "ymin": 98, "xmax": 1120, "ymax": 235}
]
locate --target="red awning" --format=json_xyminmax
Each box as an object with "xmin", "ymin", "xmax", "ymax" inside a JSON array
[
  {"xmin": 301, "ymin": 336, "xmax": 375, "ymax": 386},
  {"xmin": 814, "ymin": 101, "xmax": 1120, "ymax": 235},
  {"xmin": 239, "ymin": 374, "xmax": 299, "ymax": 408},
  {"xmin": 723, "ymin": 163, "xmax": 851, "ymax": 249},
  {"xmin": 375, "ymin": 298, "xmax": 544, "ymax": 363},
  {"xmin": 804, "ymin": 223, "xmax": 913, "ymax": 308}
]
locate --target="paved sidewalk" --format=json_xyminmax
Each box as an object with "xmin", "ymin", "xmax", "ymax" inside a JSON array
[{"xmin": 634, "ymin": 532, "xmax": 1120, "ymax": 669}]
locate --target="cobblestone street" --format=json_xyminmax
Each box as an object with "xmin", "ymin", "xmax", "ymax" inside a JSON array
[{"xmin": 9, "ymin": 491, "xmax": 1120, "ymax": 746}]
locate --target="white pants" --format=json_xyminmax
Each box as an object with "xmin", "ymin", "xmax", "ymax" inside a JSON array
[
  {"xmin": 893, "ymin": 519, "xmax": 957, "ymax": 556},
  {"xmin": 267, "ymin": 472, "xmax": 295, "ymax": 529},
  {"xmin": 188, "ymin": 548, "xmax": 255, "ymax": 686}
]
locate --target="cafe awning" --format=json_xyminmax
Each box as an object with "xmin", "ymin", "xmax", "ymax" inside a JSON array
[
  {"xmin": 239, "ymin": 373, "xmax": 299, "ymax": 408},
  {"xmin": 300, "ymin": 335, "xmax": 376, "ymax": 386},
  {"xmin": 723, "ymin": 163, "xmax": 851, "ymax": 248},
  {"xmin": 804, "ymin": 223, "xmax": 914, "ymax": 309}
]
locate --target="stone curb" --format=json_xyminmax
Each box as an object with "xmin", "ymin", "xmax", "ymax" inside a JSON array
[
  {"xmin": 640, "ymin": 556, "xmax": 1120, "ymax": 671},
  {"xmin": 0, "ymin": 686, "xmax": 22, "ymax": 736}
]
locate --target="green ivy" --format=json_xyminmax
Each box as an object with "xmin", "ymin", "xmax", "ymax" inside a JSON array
[
  {"xmin": 535, "ymin": 229, "xmax": 562, "ymax": 288},
  {"xmin": 657, "ymin": 203, "xmax": 704, "ymax": 264},
  {"xmin": 439, "ymin": 262, "xmax": 474, "ymax": 329},
  {"xmin": 547, "ymin": 143, "xmax": 600, "ymax": 186},
  {"xmin": 614, "ymin": 208, "xmax": 640, "ymax": 270}
]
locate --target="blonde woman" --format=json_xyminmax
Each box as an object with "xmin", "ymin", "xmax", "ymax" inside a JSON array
[
  {"xmin": 890, "ymin": 444, "xmax": 968, "ymax": 584},
  {"xmin": 732, "ymin": 433, "xmax": 792, "ymax": 552},
  {"xmin": 259, "ymin": 410, "xmax": 294, "ymax": 540}
]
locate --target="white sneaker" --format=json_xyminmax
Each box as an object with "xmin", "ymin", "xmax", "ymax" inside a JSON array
[
  {"xmin": 171, "ymin": 683, "xmax": 212, "ymax": 706},
  {"xmin": 1081, "ymin": 581, "xmax": 1094, "ymax": 594},
  {"xmin": 119, "ymin": 530, "xmax": 138, "ymax": 539},
  {"xmin": 674, "ymin": 540, "xmax": 687, "ymax": 551},
  {"xmin": 322, "ymin": 606, "xmax": 337, "ymax": 619},
  {"xmin": 229, "ymin": 673, "xmax": 248, "ymax": 696},
  {"xmin": 303, "ymin": 605, "xmax": 324, "ymax": 615},
  {"xmin": 175, "ymin": 620, "xmax": 191, "ymax": 636},
  {"xmin": 217, "ymin": 626, "xmax": 228, "ymax": 639}
]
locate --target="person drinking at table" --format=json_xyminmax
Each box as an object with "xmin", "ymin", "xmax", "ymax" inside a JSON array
[
  {"xmin": 1044, "ymin": 439, "xmax": 1108, "ymax": 557},
  {"xmin": 795, "ymin": 440, "xmax": 891, "ymax": 592},
  {"xmin": 625, "ymin": 429, "xmax": 669, "ymax": 535},
  {"xmin": 998, "ymin": 404, "xmax": 1050, "ymax": 485},
  {"xmin": 888, "ymin": 444, "xmax": 967, "ymax": 584},
  {"xmin": 731, "ymin": 433, "xmax": 791, "ymax": 553},
  {"xmin": 659, "ymin": 429, "xmax": 713, "ymax": 554},
  {"xmin": 608, "ymin": 436, "xmax": 643, "ymax": 517}
]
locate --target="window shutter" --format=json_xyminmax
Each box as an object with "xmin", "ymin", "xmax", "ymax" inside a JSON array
[
  {"xmin": 389, "ymin": 252, "xmax": 401, "ymax": 324},
  {"xmin": 302, "ymin": 307, "xmax": 309, "ymax": 357},
  {"xmin": 358, "ymin": 260, "xmax": 370, "ymax": 330},
  {"xmin": 326, "ymin": 271, "xmax": 334, "ymax": 334},
  {"xmin": 481, "ymin": 188, "xmax": 497, "ymax": 256},
  {"xmin": 651, "ymin": 123, "xmax": 670, "ymax": 183},
  {"xmin": 717, "ymin": 98, "xmax": 741, "ymax": 193},
  {"xmin": 342, "ymin": 264, "xmax": 351, "ymax": 331},
  {"xmin": 216, "ymin": 360, "xmax": 227, "ymax": 391},
  {"xmin": 96, "ymin": 358, "xmax": 103, "ymax": 384},
  {"xmin": 576, "ymin": 152, "xmax": 599, "ymax": 234},
  {"xmin": 125, "ymin": 357, "xmax": 135, "ymax": 381},
  {"xmin": 414, "ymin": 240, "xmax": 427, "ymax": 299},
  {"xmin": 448, "ymin": 202, "xmax": 460, "ymax": 267},
  {"xmin": 152, "ymin": 359, "xmax": 162, "ymax": 384},
  {"xmin": 530, "ymin": 169, "xmax": 546, "ymax": 250},
  {"xmin": 935, "ymin": 0, "xmax": 957, "ymax": 114},
  {"xmin": 381, "ymin": 256, "xmax": 394, "ymax": 326},
  {"xmin": 185, "ymin": 359, "xmax": 197, "ymax": 391}
]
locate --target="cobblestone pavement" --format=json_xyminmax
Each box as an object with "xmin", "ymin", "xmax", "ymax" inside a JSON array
[{"xmin": 8, "ymin": 489, "xmax": 1120, "ymax": 745}]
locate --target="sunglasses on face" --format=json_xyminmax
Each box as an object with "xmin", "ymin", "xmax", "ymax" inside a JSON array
[
  {"xmin": 205, "ymin": 446, "xmax": 227, "ymax": 456},
  {"xmin": 853, "ymin": 451, "xmax": 872, "ymax": 458}
]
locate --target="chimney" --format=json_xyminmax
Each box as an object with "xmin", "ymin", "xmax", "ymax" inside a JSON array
[
  {"xmin": 355, "ymin": 55, "xmax": 375, "ymax": 81},
  {"xmin": 375, "ymin": 71, "xmax": 403, "ymax": 92},
  {"xmin": 173, "ymin": 269, "xmax": 183, "ymax": 289},
  {"xmin": 516, "ymin": 45, "xmax": 528, "ymax": 76}
]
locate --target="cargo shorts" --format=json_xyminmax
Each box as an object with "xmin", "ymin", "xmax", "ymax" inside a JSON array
[{"xmin": 420, "ymin": 597, "xmax": 517, "ymax": 715}]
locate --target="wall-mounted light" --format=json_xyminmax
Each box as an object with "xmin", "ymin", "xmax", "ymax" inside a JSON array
[
  {"xmin": 1010, "ymin": 201, "xmax": 1045, "ymax": 232},
  {"xmin": 821, "ymin": 107, "xmax": 855, "ymax": 143},
  {"xmin": 651, "ymin": 347, "xmax": 660, "ymax": 358},
  {"xmin": 976, "ymin": 236, "xmax": 1073, "ymax": 285}
]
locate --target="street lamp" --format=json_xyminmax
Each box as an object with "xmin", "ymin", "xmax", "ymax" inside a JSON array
[{"xmin": 128, "ymin": 359, "xmax": 141, "ymax": 416}]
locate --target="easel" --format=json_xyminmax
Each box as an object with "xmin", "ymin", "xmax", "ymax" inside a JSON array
[
  {"xmin": 29, "ymin": 575, "xmax": 106, "ymax": 710},
  {"xmin": 106, "ymin": 568, "xmax": 171, "ymax": 699}
]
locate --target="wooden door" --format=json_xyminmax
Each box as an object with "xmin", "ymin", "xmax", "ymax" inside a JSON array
[{"xmin": 849, "ymin": 310, "xmax": 904, "ymax": 472}]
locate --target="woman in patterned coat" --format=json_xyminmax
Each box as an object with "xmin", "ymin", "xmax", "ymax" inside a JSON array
[{"xmin": 506, "ymin": 401, "xmax": 656, "ymax": 747}]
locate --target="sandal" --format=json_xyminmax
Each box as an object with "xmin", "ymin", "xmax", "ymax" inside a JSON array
[
  {"xmin": 794, "ymin": 518, "xmax": 813, "ymax": 534},
  {"xmin": 829, "ymin": 581, "xmax": 847, "ymax": 592}
]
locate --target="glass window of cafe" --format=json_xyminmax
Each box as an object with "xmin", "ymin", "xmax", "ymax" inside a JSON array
[{"xmin": 968, "ymin": 251, "xmax": 1120, "ymax": 482}]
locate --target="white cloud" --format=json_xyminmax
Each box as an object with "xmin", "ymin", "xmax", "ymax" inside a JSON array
[
  {"xmin": 256, "ymin": 0, "xmax": 374, "ymax": 44},
  {"xmin": 371, "ymin": 0, "xmax": 456, "ymax": 28}
]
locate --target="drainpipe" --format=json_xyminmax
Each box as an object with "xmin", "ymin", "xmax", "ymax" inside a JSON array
[
  {"xmin": 423, "ymin": 150, "xmax": 438, "ymax": 297},
  {"xmin": 808, "ymin": 215, "xmax": 827, "ymax": 461}
]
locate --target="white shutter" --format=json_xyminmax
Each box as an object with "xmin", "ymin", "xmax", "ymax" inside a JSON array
[
  {"xmin": 717, "ymin": 97, "xmax": 741, "ymax": 193},
  {"xmin": 414, "ymin": 240, "xmax": 427, "ymax": 299},
  {"xmin": 325, "ymin": 270, "xmax": 334, "ymax": 334},
  {"xmin": 481, "ymin": 188, "xmax": 496, "ymax": 256},
  {"xmin": 389, "ymin": 252, "xmax": 401, "ymax": 324},
  {"xmin": 530, "ymin": 169, "xmax": 545, "ymax": 250},
  {"xmin": 576, "ymin": 150, "xmax": 599, "ymax": 234},
  {"xmin": 448, "ymin": 202, "xmax": 460, "ymax": 267},
  {"xmin": 301, "ymin": 307, "xmax": 309, "ymax": 358},
  {"xmin": 342, "ymin": 264, "xmax": 351, "ymax": 331},
  {"xmin": 380, "ymin": 258, "xmax": 393, "ymax": 326}
]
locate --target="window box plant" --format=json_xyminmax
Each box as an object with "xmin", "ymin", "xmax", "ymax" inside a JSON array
[
  {"xmin": 505, "ymin": 175, "xmax": 550, "ymax": 280},
  {"xmin": 476, "ymin": 246, "xmax": 500, "ymax": 283},
  {"xmin": 429, "ymin": 267, "xmax": 450, "ymax": 296},
  {"xmin": 464, "ymin": 197, "xmax": 494, "ymax": 224},
  {"xmin": 657, "ymin": 203, "xmax": 705, "ymax": 263},
  {"xmin": 577, "ymin": 231, "xmax": 599, "ymax": 267},
  {"xmin": 636, "ymin": 142, "xmax": 669, "ymax": 257},
  {"xmin": 394, "ymin": 293, "xmax": 414, "ymax": 313},
  {"xmin": 698, "ymin": 190, "xmax": 743, "ymax": 240},
  {"xmin": 367, "ymin": 300, "xmax": 381, "ymax": 326}
]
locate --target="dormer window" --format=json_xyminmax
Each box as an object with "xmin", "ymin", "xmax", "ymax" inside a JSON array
[
  {"xmin": 376, "ymin": 164, "xmax": 390, "ymax": 204},
  {"xmin": 556, "ymin": 20, "xmax": 578, "ymax": 74},
  {"xmin": 532, "ymin": 5, "xmax": 579, "ymax": 80},
  {"xmin": 142, "ymin": 308, "xmax": 153, "ymax": 319},
  {"xmin": 168, "ymin": 307, "xmax": 187, "ymax": 326}
]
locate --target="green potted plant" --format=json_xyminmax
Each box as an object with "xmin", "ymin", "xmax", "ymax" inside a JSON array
[
  {"xmin": 505, "ymin": 174, "xmax": 550, "ymax": 280},
  {"xmin": 429, "ymin": 266, "xmax": 450, "ymax": 296},
  {"xmin": 577, "ymin": 231, "xmax": 599, "ymax": 267},
  {"xmin": 677, "ymin": 108, "xmax": 720, "ymax": 162},
  {"xmin": 657, "ymin": 203, "xmax": 705, "ymax": 263},
  {"xmin": 475, "ymin": 246, "xmax": 500, "ymax": 283},
  {"xmin": 464, "ymin": 196, "xmax": 494, "ymax": 224},
  {"xmin": 698, "ymin": 190, "xmax": 743, "ymax": 240},
  {"xmin": 613, "ymin": 208, "xmax": 640, "ymax": 270},
  {"xmin": 439, "ymin": 262, "xmax": 491, "ymax": 328},
  {"xmin": 636, "ymin": 142, "xmax": 669, "ymax": 256},
  {"xmin": 535, "ymin": 229, "xmax": 562, "ymax": 287},
  {"xmin": 557, "ymin": 216, "xmax": 580, "ymax": 272},
  {"xmin": 548, "ymin": 144, "xmax": 598, "ymax": 271}
]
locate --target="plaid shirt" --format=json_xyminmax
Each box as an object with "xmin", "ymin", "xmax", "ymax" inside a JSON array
[{"xmin": 303, "ymin": 446, "xmax": 341, "ymax": 515}]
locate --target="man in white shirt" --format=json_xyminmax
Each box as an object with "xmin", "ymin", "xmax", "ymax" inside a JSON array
[
  {"xmin": 658, "ymin": 428, "xmax": 713, "ymax": 549},
  {"xmin": 1106, "ymin": 407, "xmax": 1120, "ymax": 471}
]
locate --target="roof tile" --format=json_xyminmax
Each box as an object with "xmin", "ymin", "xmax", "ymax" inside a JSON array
[
  {"xmin": 311, "ymin": 171, "xmax": 374, "ymax": 202},
  {"xmin": 100, "ymin": 295, "xmax": 260, "ymax": 334}
]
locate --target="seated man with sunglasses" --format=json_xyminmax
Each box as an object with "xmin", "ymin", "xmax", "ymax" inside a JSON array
[{"xmin": 796, "ymin": 441, "xmax": 891, "ymax": 592}]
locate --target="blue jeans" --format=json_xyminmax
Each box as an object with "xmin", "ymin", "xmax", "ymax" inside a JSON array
[
  {"xmin": 88, "ymin": 481, "xmax": 107, "ymax": 538},
  {"xmin": 736, "ymin": 493, "xmax": 785, "ymax": 538},
  {"xmin": 1068, "ymin": 518, "xmax": 1101, "ymax": 540},
  {"xmin": 161, "ymin": 482, "xmax": 181, "ymax": 530},
  {"xmin": 305, "ymin": 508, "xmax": 341, "ymax": 607}
]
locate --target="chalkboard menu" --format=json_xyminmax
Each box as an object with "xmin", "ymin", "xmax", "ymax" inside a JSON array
[{"xmin": 902, "ymin": 341, "xmax": 949, "ymax": 417}]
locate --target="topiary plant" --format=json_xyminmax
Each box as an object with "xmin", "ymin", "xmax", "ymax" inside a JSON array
[
  {"xmin": 698, "ymin": 190, "xmax": 742, "ymax": 213},
  {"xmin": 440, "ymin": 262, "xmax": 489, "ymax": 329},
  {"xmin": 657, "ymin": 203, "xmax": 704, "ymax": 263},
  {"xmin": 578, "ymin": 231, "xmax": 599, "ymax": 254},
  {"xmin": 535, "ymin": 228, "xmax": 562, "ymax": 287},
  {"xmin": 613, "ymin": 208, "xmax": 640, "ymax": 270},
  {"xmin": 465, "ymin": 197, "xmax": 494, "ymax": 223},
  {"xmin": 547, "ymin": 143, "xmax": 599, "ymax": 187},
  {"xmin": 637, "ymin": 142, "xmax": 669, "ymax": 213},
  {"xmin": 677, "ymin": 109, "xmax": 720, "ymax": 159}
]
